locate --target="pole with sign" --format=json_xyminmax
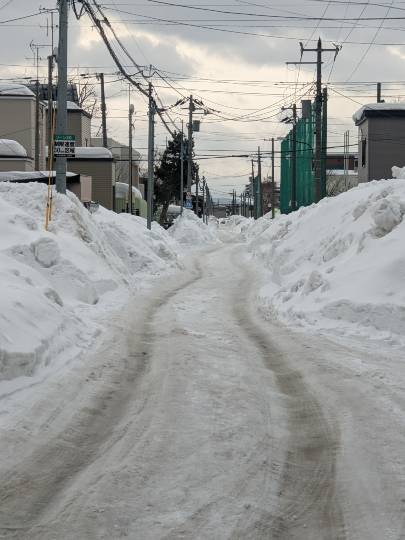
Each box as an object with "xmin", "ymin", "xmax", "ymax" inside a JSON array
[{"xmin": 54, "ymin": 134, "xmax": 75, "ymax": 158}]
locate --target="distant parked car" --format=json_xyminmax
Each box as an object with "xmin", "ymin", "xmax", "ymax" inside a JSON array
[
  {"xmin": 163, "ymin": 205, "xmax": 182, "ymax": 229},
  {"xmin": 83, "ymin": 201, "xmax": 99, "ymax": 213}
]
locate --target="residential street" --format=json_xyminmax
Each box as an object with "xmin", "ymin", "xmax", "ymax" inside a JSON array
[{"xmin": 0, "ymin": 242, "xmax": 404, "ymax": 540}]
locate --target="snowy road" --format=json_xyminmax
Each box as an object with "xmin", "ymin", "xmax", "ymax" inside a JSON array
[{"xmin": 1, "ymin": 243, "xmax": 405, "ymax": 539}]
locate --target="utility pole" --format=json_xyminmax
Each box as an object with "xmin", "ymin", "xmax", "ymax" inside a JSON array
[
  {"xmin": 55, "ymin": 0, "xmax": 69, "ymax": 194},
  {"xmin": 257, "ymin": 147, "xmax": 262, "ymax": 218},
  {"xmin": 47, "ymin": 54, "xmax": 54, "ymax": 168},
  {"xmin": 187, "ymin": 95, "xmax": 194, "ymax": 191},
  {"xmin": 98, "ymin": 73, "xmax": 108, "ymax": 148},
  {"xmin": 251, "ymin": 159, "xmax": 255, "ymax": 218},
  {"xmin": 322, "ymin": 87, "xmax": 328, "ymax": 199},
  {"xmin": 180, "ymin": 120, "xmax": 184, "ymax": 214},
  {"xmin": 30, "ymin": 43, "xmax": 44, "ymax": 171},
  {"xmin": 147, "ymin": 82, "xmax": 155, "ymax": 230},
  {"xmin": 287, "ymin": 38, "xmax": 340, "ymax": 203},
  {"xmin": 128, "ymin": 103, "xmax": 134, "ymax": 214},
  {"xmin": 202, "ymin": 176, "xmax": 206, "ymax": 223},
  {"xmin": 195, "ymin": 170, "xmax": 199, "ymax": 216},
  {"xmin": 271, "ymin": 137, "xmax": 275, "ymax": 219},
  {"xmin": 292, "ymin": 104, "xmax": 297, "ymax": 211}
]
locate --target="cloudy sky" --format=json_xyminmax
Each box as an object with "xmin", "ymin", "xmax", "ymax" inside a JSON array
[{"xmin": 2, "ymin": 0, "xmax": 405, "ymax": 200}]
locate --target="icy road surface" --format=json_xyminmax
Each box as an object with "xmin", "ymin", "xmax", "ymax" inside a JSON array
[{"xmin": 1, "ymin": 244, "xmax": 405, "ymax": 539}]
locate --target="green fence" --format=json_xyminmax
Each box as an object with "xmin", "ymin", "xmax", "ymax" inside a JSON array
[{"xmin": 280, "ymin": 102, "xmax": 326, "ymax": 214}]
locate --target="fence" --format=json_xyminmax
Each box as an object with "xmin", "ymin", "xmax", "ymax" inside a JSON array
[{"xmin": 280, "ymin": 102, "xmax": 326, "ymax": 214}]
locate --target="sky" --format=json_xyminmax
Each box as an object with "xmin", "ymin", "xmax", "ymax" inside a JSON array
[{"xmin": 2, "ymin": 0, "xmax": 405, "ymax": 201}]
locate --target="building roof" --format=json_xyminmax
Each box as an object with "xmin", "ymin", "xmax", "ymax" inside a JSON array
[
  {"xmin": 0, "ymin": 139, "xmax": 27, "ymax": 158},
  {"xmin": 72, "ymin": 146, "xmax": 113, "ymax": 159},
  {"xmin": 353, "ymin": 103, "xmax": 405, "ymax": 124},
  {"xmin": 92, "ymin": 137, "xmax": 142, "ymax": 161},
  {"xmin": 28, "ymin": 82, "xmax": 79, "ymax": 104},
  {"xmin": 0, "ymin": 83, "xmax": 35, "ymax": 97},
  {"xmin": 0, "ymin": 171, "xmax": 80, "ymax": 183},
  {"xmin": 115, "ymin": 181, "xmax": 143, "ymax": 200}
]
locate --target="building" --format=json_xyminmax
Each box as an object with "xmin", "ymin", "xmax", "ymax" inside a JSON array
[
  {"xmin": 47, "ymin": 101, "xmax": 92, "ymax": 147},
  {"xmin": 67, "ymin": 147, "xmax": 115, "ymax": 210},
  {"xmin": 262, "ymin": 180, "xmax": 280, "ymax": 214},
  {"xmin": 0, "ymin": 140, "xmax": 32, "ymax": 172},
  {"xmin": 0, "ymin": 84, "xmax": 46, "ymax": 170},
  {"xmin": 92, "ymin": 137, "xmax": 141, "ymax": 193},
  {"xmin": 326, "ymin": 152, "xmax": 358, "ymax": 171},
  {"xmin": 354, "ymin": 103, "xmax": 405, "ymax": 183}
]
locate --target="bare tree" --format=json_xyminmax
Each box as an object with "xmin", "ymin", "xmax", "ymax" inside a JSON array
[{"xmin": 78, "ymin": 82, "xmax": 99, "ymax": 117}]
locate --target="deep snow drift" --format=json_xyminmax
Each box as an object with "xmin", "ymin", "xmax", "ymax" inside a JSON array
[
  {"xmin": 0, "ymin": 183, "xmax": 183, "ymax": 385},
  {"xmin": 245, "ymin": 177, "xmax": 405, "ymax": 347}
]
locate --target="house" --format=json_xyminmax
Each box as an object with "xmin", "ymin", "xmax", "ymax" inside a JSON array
[
  {"xmin": 262, "ymin": 180, "xmax": 280, "ymax": 213},
  {"xmin": 326, "ymin": 152, "xmax": 358, "ymax": 171},
  {"xmin": 326, "ymin": 152, "xmax": 359, "ymax": 195},
  {"xmin": 353, "ymin": 103, "xmax": 405, "ymax": 182},
  {"xmin": 92, "ymin": 137, "xmax": 142, "ymax": 194},
  {"xmin": 47, "ymin": 101, "xmax": 92, "ymax": 147},
  {"xmin": 0, "ymin": 140, "xmax": 32, "ymax": 172},
  {"xmin": 0, "ymin": 84, "xmax": 46, "ymax": 170},
  {"xmin": 67, "ymin": 147, "xmax": 115, "ymax": 210}
]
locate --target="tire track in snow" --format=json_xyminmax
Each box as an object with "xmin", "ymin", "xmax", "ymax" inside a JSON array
[
  {"xmin": 231, "ymin": 250, "xmax": 346, "ymax": 540},
  {"xmin": 0, "ymin": 265, "xmax": 203, "ymax": 538}
]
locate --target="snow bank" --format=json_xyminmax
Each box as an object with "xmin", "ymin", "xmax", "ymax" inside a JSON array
[
  {"xmin": 0, "ymin": 183, "xmax": 182, "ymax": 383},
  {"xmin": 168, "ymin": 209, "xmax": 219, "ymax": 246},
  {"xmin": 247, "ymin": 178, "xmax": 405, "ymax": 346}
]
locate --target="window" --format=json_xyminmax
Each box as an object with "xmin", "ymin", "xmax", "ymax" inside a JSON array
[{"xmin": 361, "ymin": 138, "xmax": 367, "ymax": 167}]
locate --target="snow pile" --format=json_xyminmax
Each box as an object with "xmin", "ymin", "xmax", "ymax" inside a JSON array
[
  {"xmin": 0, "ymin": 183, "xmax": 182, "ymax": 383},
  {"xmin": 0, "ymin": 139, "xmax": 27, "ymax": 157},
  {"xmin": 168, "ymin": 209, "xmax": 219, "ymax": 246},
  {"xmin": 248, "ymin": 178, "xmax": 405, "ymax": 346}
]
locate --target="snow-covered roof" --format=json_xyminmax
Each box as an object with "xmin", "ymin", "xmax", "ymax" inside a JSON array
[
  {"xmin": 0, "ymin": 139, "xmax": 27, "ymax": 157},
  {"xmin": 0, "ymin": 171, "xmax": 78, "ymax": 182},
  {"xmin": 353, "ymin": 103, "xmax": 405, "ymax": 123},
  {"xmin": 74, "ymin": 147, "xmax": 113, "ymax": 159},
  {"xmin": 115, "ymin": 181, "xmax": 143, "ymax": 200},
  {"xmin": 0, "ymin": 83, "xmax": 35, "ymax": 97},
  {"xmin": 327, "ymin": 169, "xmax": 358, "ymax": 176}
]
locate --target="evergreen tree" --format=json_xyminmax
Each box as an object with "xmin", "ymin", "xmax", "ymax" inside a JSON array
[{"xmin": 155, "ymin": 131, "xmax": 198, "ymax": 224}]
